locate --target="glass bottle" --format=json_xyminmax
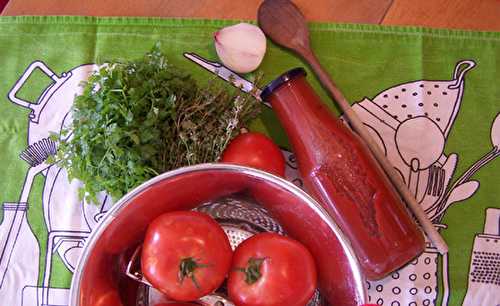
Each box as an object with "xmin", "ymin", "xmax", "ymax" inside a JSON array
[{"xmin": 261, "ymin": 68, "xmax": 425, "ymax": 280}]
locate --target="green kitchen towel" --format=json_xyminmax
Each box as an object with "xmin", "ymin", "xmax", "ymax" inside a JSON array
[{"xmin": 0, "ymin": 16, "xmax": 498, "ymax": 306}]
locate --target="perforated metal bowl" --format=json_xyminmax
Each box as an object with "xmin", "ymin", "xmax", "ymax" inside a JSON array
[{"xmin": 69, "ymin": 164, "xmax": 367, "ymax": 306}]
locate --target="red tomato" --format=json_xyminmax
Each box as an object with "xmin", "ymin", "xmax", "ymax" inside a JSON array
[
  {"xmin": 141, "ymin": 211, "xmax": 232, "ymax": 301},
  {"xmin": 227, "ymin": 232, "xmax": 317, "ymax": 306},
  {"xmin": 221, "ymin": 132, "xmax": 286, "ymax": 177}
]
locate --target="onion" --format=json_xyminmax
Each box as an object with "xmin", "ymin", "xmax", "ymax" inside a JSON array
[{"xmin": 214, "ymin": 23, "xmax": 267, "ymax": 73}]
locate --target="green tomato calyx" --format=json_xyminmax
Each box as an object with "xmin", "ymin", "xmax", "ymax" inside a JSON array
[
  {"xmin": 237, "ymin": 257, "xmax": 266, "ymax": 285},
  {"xmin": 178, "ymin": 257, "xmax": 209, "ymax": 289}
]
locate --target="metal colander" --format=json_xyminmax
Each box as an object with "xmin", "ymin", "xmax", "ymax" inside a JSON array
[
  {"xmin": 131, "ymin": 196, "xmax": 322, "ymax": 306},
  {"xmin": 71, "ymin": 164, "xmax": 367, "ymax": 306}
]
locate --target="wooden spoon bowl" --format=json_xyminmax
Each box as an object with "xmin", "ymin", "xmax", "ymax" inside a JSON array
[{"xmin": 257, "ymin": 0, "xmax": 311, "ymax": 56}]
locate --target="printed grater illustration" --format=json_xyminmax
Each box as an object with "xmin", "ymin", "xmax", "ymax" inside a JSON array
[{"xmin": 463, "ymin": 208, "xmax": 500, "ymax": 306}]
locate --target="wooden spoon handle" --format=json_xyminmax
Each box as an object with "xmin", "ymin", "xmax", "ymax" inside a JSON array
[{"xmin": 304, "ymin": 51, "xmax": 448, "ymax": 255}]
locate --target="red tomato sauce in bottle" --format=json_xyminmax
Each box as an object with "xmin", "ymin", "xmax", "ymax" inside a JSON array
[{"xmin": 261, "ymin": 68, "xmax": 425, "ymax": 280}]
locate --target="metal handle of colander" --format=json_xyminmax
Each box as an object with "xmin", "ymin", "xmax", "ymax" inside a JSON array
[{"xmin": 125, "ymin": 245, "xmax": 151, "ymax": 287}]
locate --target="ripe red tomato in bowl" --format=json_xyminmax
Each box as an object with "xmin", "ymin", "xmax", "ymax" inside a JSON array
[
  {"xmin": 227, "ymin": 232, "xmax": 317, "ymax": 306},
  {"xmin": 221, "ymin": 132, "xmax": 285, "ymax": 177},
  {"xmin": 141, "ymin": 211, "xmax": 232, "ymax": 301}
]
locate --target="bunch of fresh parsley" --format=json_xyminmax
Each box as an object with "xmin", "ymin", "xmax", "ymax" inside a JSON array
[{"xmin": 55, "ymin": 45, "xmax": 261, "ymax": 203}]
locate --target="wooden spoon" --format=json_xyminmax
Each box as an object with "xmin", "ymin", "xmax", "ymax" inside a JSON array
[{"xmin": 258, "ymin": 0, "xmax": 448, "ymax": 254}]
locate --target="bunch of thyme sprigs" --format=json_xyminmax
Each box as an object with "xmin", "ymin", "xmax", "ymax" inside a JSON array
[{"xmin": 54, "ymin": 45, "xmax": 261, "ymax": 203}]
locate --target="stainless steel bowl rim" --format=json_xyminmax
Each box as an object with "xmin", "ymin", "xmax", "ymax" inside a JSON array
[{"xmin": 69, "ymin": 163, "xmax": 367, "ymax": 305}]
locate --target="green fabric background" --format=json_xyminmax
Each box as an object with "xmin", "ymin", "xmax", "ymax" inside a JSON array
[{"xmin": 0, "ymin": 16, "xmax": 498, "ymax": 305}]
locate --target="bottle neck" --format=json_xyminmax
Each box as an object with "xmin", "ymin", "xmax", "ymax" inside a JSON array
[{"xmin": 3, "ymin": 202, "xmax": 28, "ymax": 212}]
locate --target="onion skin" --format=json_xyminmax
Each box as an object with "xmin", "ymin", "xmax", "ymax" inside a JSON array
[{"xmin": 214, "ymin": 23, "xmax": 267, "ymax": 73}]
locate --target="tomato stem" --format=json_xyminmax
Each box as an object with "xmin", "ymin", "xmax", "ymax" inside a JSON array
[
  {"xmin": 238, "ymin": 257, "xmax": 266, "ymax": 285},
  {"xmin": 178, "ymin": 257, "xmax": 209, "ymax": 289}
]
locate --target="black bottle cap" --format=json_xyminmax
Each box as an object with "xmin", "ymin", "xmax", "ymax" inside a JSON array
[{"xmin": 260, "ymin": 67, "xmax": 306, "ymax": 101}]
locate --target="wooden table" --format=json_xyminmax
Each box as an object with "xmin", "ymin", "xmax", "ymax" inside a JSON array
[{"xmin": 2, "ymin": 0, "xmax": 500, "ymax": 31}]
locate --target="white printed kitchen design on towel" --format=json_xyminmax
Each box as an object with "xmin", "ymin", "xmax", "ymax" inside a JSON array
[
  {"xmin": 348, "ymin": 60, "xmax": 499, "ymax": 306},
  {"xmin": 0, "ymin": 61, "xmax": 113, "ymax": 306},
  {"xmin": 286, "ymin": 60, "xmax": 500, "ymax": 306},
  {"xmin": 1, "ymin": 58, "xmax": 498, "ymax": 306}
]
